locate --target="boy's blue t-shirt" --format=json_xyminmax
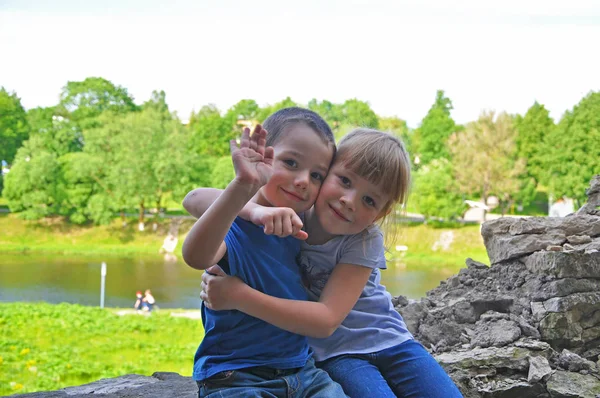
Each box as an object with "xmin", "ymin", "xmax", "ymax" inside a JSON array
[{"xmin": 193, "ymin": 217, "xmax": 310, "ymax": 381}]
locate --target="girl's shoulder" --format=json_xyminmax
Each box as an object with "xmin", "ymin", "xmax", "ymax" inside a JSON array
[{"xmin": 339, "ymin": 224, "xmax": 384, "ymax": 253}]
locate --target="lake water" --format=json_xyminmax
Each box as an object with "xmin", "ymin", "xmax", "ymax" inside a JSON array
[{"xmin": 0, "ymin": 254, "xmax": 463, "ymax": 309}]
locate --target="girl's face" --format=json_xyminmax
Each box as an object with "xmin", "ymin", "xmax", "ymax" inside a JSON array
[
  {"xmin": 256, "ymin": 124, "xmax": 334, "ymax": 213},
  {"xmin": 314, "ymin": 160, "xmax": 391, "ymax": 236}
]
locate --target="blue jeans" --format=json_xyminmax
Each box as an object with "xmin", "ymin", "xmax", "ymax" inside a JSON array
[
  {"xmin": 317, "ymin": 340, "xmax": 462, "ymax": 398},
  {"xmin": 197, "ymin": 358, "xmax": 347, "ymax": 397}
]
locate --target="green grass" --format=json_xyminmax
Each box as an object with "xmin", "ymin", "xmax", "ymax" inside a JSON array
[
  {"xmin": 0, "ymin": 302, "xmax": 203, "ymax": 396},
  {"xmin": 387, "ymin": 223, "xmax": 489, "ymax": 266},
  {"xmin": 0, "ymin": 213, "xmax": 195, "ymax": 256}
]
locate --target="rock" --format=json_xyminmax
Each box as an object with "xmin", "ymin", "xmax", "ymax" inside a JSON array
[
  {"xmin": 558, "ymin": 349, "xmax": 598, "ymax": 372},
  {"xmin": 567, "ymin": 235, "xmax": 593, "ymax": 245},
  {"xmin": 15, "ymin": 372, "xmax": 197, "ymax": 397},
  {"xmin": 419, "ymin": 319, "xmax": 463, "ymax": 347},
  {"xmin": 546, "ymin": 370, "xmax": 600, "ymax": 398},
  {"xmin": 396, "ymin": 301, "xmax": 426, "ymax": 335},
  {"xmin": 435, "ymin": 346, "xmax": 534, "ymax": 372},
  {"xmin": 471, "ymin": 320, "xmax": 521, "ymax": 348},
  {"xmin": 479, "ymin": 380, "xmax": 549, "ymax": 398},
  {"xmin": 525, "ymin": 251, "xmax": 600, "ymax": 279},
  {"xmin": 483, "ymin": 230, "xmax": 567, "ymax": 264},
  {"xmin": 529, "ymin": 278, "xmax": 600, "ymax": 302},
  {"xmin": 466, "ymin": 257, "xmax": 489, "ymax": 270},
  {"xmin": 528, "ymin": 355, "xmax": 553, "ymax": 383},
  {"xmin": 576, "ymin": 175, "xmax": 600, "ymax": 215},
  {"xmin": 393, "ymin": 295, "xmax": 409, "ymax": 307}
]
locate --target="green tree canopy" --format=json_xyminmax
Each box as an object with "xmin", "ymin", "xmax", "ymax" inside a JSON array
[
  {"xmin": 413, "ymin": 159, "xmax": 465, "ymax": 219},
  {"xmin": 188, "ymin": 105, "xmax": 234, "ymax": 157},
  {"xmin": 0, "ymin": 88, "xmax": 29, "ymax": 165},
  {"xmin": 448, "ymin": 111, "xmax": 525, "ymax": 215},
  {"xmin": 341, "ymin": 99, "xmax": 379, "ymax": 129},
  {"xmin": 542, "ymin": 91, "xmax": 600, "ymax": 203},
  {"xmin": 59, "ymin": 77, "xmax": 139, "ymax": 128},
  {"xmin": 413, "ymin": 90, "xmax": 457, "ymax": 166},
  {"xmin": 514, "ymin": 102, "xmax": 555, "ymax": 187}
]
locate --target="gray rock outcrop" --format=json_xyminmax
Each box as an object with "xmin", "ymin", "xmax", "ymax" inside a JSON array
[{"xmin": 394, "ymin": 175, "xmax": 600, "ymax": 397}]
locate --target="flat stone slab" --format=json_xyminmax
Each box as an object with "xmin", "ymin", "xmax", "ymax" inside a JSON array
[{"xmin": 13, "ymin": 372, "xmax": 197, "ymax": 398}]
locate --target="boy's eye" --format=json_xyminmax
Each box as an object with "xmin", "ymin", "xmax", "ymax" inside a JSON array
[
  {"xmin": 364, "ymin": 196, "xmax": 376, "ymax": 207},
  {"xmin": 283, "ymin": 159, "xmax": 297, "ymax": 168},
  {"xmin": 338, "ymin": 176, "xmax": 351, "ymax": 186},
  {"xmin": 311, "ymin": 172, "xmax": 324, "ymax": 181}
]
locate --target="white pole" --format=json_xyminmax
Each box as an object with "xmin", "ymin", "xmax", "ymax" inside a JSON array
[{"xmin": 100, "ymin": 262, "xmax": 107, "ymax": 309}]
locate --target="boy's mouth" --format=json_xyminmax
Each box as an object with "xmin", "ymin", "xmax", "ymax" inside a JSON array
[{"xmin": 280, "ymin": 188, "xmax": 305, "ymax": 202}]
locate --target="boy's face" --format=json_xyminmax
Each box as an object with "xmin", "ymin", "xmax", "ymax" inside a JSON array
[
  {"xmin": 257, "ymin": 124, "xmax": 333, "ymax": 213},
  {"xmin": 314, "ymin": 160, "xmax": 391, "ymax": 236}
]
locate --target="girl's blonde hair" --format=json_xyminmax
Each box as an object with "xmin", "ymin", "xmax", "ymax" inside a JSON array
[{"xmin": 336, "ymin": 128, "xmax": 411, "ymax": 244}]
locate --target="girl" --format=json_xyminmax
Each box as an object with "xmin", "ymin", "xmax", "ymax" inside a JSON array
[
  {"xmin": 195, "ymin": 128, "xmax": 463, "ymax": 397},
  {"xmin": 182, "ymin": 108, "xmax": 346, "ymax": 397}
]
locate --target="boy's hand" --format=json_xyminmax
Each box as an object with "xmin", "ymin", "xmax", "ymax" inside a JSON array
[
  {"xmin": 249, "ymin": 206, "xmax": 308, "ymax": 240},
  {"xmin": 230, "ymin": 125, "xmax": 274, "ymax": 189},
  {"xmin": 201, "ymin": 265, "xmax": 246, "ymax": 311}
]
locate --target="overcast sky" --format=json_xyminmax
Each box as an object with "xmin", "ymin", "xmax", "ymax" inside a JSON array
[{"xmin": 1, "ymin": 0, "xmax": 599, "ymax": 127}]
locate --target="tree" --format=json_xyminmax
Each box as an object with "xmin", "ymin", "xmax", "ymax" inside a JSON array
[
  {"xmin": 341, "ymin": 99, "xmax": 379, "ymax": 129},
  {"xmin": 188, "ymin": 105, "xmax": 234, "ymax": 157},
  {"xmin": 0, "ymin": 88, "xmax": 29, "ymax": 165},
  {"xmin": 3, "ymin": 139, "xmax": 66, "ymax": 219},
  {"xmin": 379, "ymin": 116, "xmax": 412, "ymax": 154},
  {"xmin": 448, "ymin": 111, "xmax": 525, "ymax": 216},
  {"xmin": 256, "ymin": 97, "xmax": 298, "ymax": 122},
  {"xmin": 59, "ymin": 77, "xmax": 138, "ymax": 129},
  {"xmin": 27, "ymin": 107, "xmax": 82, "ymax": 156},
  {"xmin": 210, "ymin": 156, "xmax": 235, "ymax": 189},
  {"xmin": 413, "ymin": 90, "xmax": 457, "ymax": 166},
  {"xmin": 514, "ymin": 102, "xmax": 555, "ymax": 187},
  {"xmin": 542, "ymin": 91, "xmax": 600, "ymax": 204},
  {"xmin": 308, "ymin": 99, "xmax": 344, "ymax": 131},
  {"xmin": 413, "ymin": 159, "xmax": 465, "ymax": 220}
]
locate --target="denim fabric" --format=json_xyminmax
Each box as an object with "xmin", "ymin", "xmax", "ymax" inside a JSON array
[
  {"xmin": 197, "ymin": 358, "xmax": 347, "ymax": 398},
  {"xmin": 317, "ymin": 340, "xmax": 463, "ymax": 398}
]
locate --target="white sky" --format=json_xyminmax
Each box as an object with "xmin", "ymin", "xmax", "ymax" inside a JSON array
[{"xmin": 1, "ymin": 0, "xmax": 599, "ymax": 127}]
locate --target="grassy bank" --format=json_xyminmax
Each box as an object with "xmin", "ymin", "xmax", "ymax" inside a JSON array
[
  {"xmin": 0, "ymin": 213, "xmax": 488, "ymax": 266},
  {"xmin": 0, "ymin": 213, "xmax": 194, "ymax": 256},
  {"xmin": 0, "ymin": 302, "xmax": 202, "ymax": 396}
]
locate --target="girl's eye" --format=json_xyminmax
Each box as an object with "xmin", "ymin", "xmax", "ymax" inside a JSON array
[
  {"xmin": 364, "ymin": 196, "xmax": 376, "ymax": 207},
  {"xmin": 338, "ymin": 176, "xmax": 351, "ymax": 186},
  {"xmin": 311, "ymin": 172, "xmax": 324, "ymax": 181},
  {"xmin": 283, "ymin": 159, "xmax": 297, "ymax": 168}
]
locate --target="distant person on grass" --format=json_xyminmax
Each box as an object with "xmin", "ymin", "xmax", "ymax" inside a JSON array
[
  {"xmin": 134, "ymin": 291, "xmax": 144, "ymax": 311},
  {"xmin": 142, "ymin": 289, "xmax": 156, "ymax": 312}
]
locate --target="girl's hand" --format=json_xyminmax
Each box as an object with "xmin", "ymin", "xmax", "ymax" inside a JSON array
[
  {"xmin": 230, "ymin": 125, "xmax": 274, "ymax": 189},
  {"xmin": 249, "ymin": 206, "xmax": 308, "ymax": 240},
  {"xmin": 200, "ymin": 265, "xmax": 247, "ymax": 311}
]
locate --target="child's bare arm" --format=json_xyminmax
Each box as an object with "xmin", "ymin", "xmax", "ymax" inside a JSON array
[
  {"xmin": 181, "ymin": 125, "xmax": 273, "ymax": 270},
  {"xmin": 183, "ymin": 189, "xmax": 307, "ymax": 240},
  {"xmin": 201, "ymin": 263, "xmax": 371, "ymax": 338}
]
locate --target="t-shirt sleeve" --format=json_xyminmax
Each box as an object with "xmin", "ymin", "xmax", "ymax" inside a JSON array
[{"xmin": 338, "ymin": 226, "xmax": 387, "ymax": 270}]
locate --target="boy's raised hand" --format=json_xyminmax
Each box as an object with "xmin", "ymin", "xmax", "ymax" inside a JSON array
[{"xmin": 230, "ymin": 125, "xmax": 274, "ymax": 189}]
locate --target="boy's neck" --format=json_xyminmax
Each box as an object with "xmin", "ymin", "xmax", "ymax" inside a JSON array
[{"xmin": 305, "ymin": 209, "xmax": 337, "ymax": 245}]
